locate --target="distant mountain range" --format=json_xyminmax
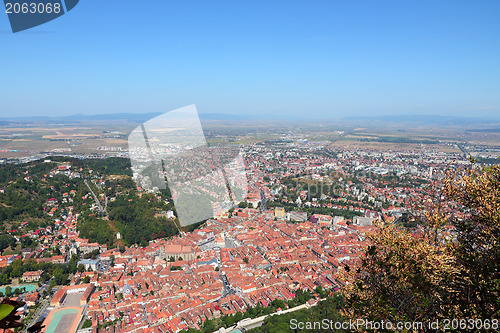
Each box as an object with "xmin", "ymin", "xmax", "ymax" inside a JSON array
[
  {"xmin": 199, "ymin": 113, "xmax": 266, "ymax": 121},
  {"xmin": 342, "ymin": 114, "xmax": 498, "ymax": 125},
  {"xmin": 0, "ymin": 112, "xmax": 498, "ymax": 126},
  {"xmin": 0, "ymin": 112, "xmax": 270, "ymax": 123},
  {"xmin": 0, "ymin": 112, "xmax": 163, "ymax": 123}
]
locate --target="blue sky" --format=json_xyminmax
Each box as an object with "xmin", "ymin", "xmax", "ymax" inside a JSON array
[{"xmin": 1, "ymin": 0, "xmax": 500, "ymax": 119}]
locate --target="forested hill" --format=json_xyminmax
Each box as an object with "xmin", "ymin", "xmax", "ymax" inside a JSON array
[{"xmin": 0, "ymin": 157, "xmax": 179, "ymax": 254}]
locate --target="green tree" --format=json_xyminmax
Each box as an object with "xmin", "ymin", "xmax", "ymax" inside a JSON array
[
  {"xmin": 255, "ymin": 295, "xmax": 345, "ymax": 333},
  {"xmin": 202, "ymin": 319, "xmax": 216, "ymax": 333},
  {"xmin": 0, "ymin": 235, "xmax": 16, "ymax": 254},
  {"xmin": 342, "ymin": 220, "xmax": 459, "ymax": 330},
  {"xmin": 82, "ymin": 319, "xmax": 92, "ymax": 329},
  {"xmin": 341, "ymin": 164, "xmax": 500, "ymax": 331},
  {"xmin": 442, "ymin": 164, "xmax": 500, "ymax": 318}
]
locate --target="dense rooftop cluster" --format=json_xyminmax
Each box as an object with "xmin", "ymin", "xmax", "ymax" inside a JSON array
[{"xmin": 0, "ymin": 136, "xmax": 489, "ymax": 332}]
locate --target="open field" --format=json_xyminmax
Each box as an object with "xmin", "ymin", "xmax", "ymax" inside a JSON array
[
  {"xmin": 0, "ymin": 123, "xmax": 129, "ymax": 158},
  {"xmin": 0, "ymin": 117, "xmax": 498, "ymax": 159},
  {"xmin": 327, "ymin": 140, "xmax": 462, "ymax": 153}
]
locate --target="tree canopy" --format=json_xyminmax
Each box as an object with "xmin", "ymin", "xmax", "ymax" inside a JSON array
[{"xmin": 340, "ymin": 163, "xmax": 500, "ymax": 331}]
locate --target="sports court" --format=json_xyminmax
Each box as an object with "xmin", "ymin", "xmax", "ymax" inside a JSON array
[
  {"xmin": 0, "ymin": 284, "xmax": 37, "ymax": 294},
  {"xmin": 42, "ymin": 307, "xmax": 83, "ymax": 333}
]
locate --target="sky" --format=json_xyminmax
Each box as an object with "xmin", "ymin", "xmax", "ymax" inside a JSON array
[{"xmin": 1, "ymin": 0, "xmax": 500, "ymax": 120}]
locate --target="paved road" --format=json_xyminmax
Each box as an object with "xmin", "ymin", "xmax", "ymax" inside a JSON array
[
  {"xmin": 225, "ymin": 302, "xmax": 314, "ymax": 332},
  {"xmin": 456, "ymin": 142, "xmax": 469, "ymax": 158},
  {"xmin": 259, "ymin": 189, "xmax": 267, "ymax": 210},
  {"xmin": 24, "ymin": 293, "xmax": 52, "ymax": 332},
  {"xmin": 142, "ymin": 303, "xmax": 151, "ymax": 326},
  {"xmin": 84, "ymin": 179, "xmax": 107, "ymax": 215}
]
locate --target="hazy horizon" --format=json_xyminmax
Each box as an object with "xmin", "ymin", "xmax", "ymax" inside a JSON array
[{"xmin": 1, "ymin": 111, "xmax": 500, "ymax": 124}]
